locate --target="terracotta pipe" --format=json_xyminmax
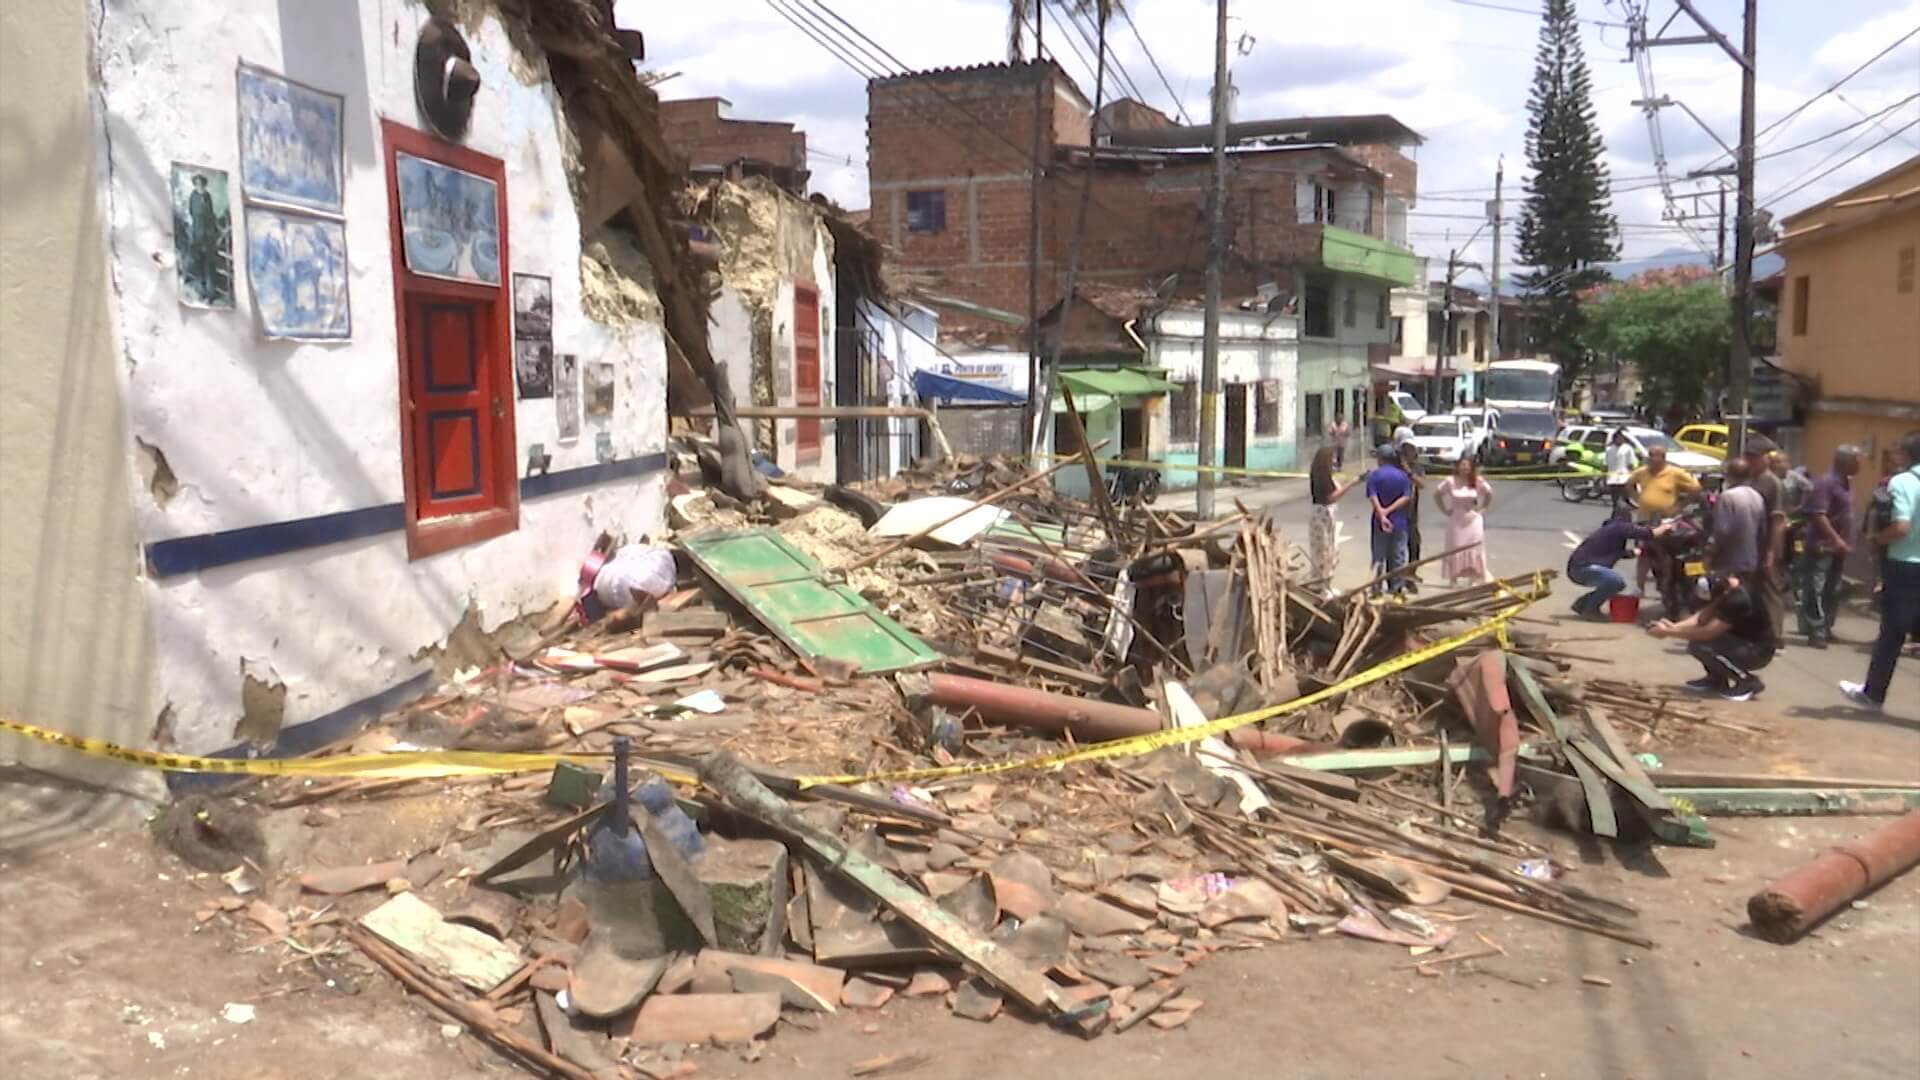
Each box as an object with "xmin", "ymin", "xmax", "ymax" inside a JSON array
[
  {"xmin": 1748, "ymin": 810, "xmax": 1920, "ymax": 943},
  {"xmin": 927, "ymin": 672, "xmax": 1162, "ymax": 742}
]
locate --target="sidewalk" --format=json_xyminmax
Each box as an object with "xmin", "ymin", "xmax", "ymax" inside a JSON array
[{"xmin": 1152, "ymin": 477, "xmax": 1313, "ymax": 519}]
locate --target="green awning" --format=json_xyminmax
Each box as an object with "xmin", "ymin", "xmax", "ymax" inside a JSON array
[
  {"xmin": 1057, "ymin": 368, "xmax": 1180, "ymax": 397},
  {"xmin": 1320, "ymin": 225, "xmax": 1417, "ymax": 286},
  {"xmin": 1051, "ymin": 392, "xmax": 1113, "ymax": 413}
]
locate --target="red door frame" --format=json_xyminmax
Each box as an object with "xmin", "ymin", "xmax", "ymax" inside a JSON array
[
  {"xmin": 382, "ymin": 119, "xmax": 519, "ymax": 560},
  {"xmin": 793, "ymin": 282, "xmax": 822, "ymax": 465}
]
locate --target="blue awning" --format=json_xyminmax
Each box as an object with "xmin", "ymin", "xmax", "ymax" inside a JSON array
[{"xmin": 912, "ymin": 369, "xmax": 1026, "ymax": 404}]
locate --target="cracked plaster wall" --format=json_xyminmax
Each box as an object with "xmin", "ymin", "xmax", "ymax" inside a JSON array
[{"xmin": 90, "ymin": 0, "xmax": 665, "ymax": 753}]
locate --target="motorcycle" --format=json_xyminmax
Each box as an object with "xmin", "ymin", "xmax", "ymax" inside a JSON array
[
  {"xmin": 1647, "ymin": 498, "xmax": 1715, "ymax": 620},
  {"xmin": 1556, "ymin": 460, "xmax": 1638, "ymax": 508},
  {"xmin": 1105, "ymin": 463, "xmax": 1162, "ymax": 507}
]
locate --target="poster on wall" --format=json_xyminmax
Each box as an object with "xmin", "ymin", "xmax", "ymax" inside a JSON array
[
  {"xmin": 236, "ymin": 65, "xmax": 345, "ymax": 216},
  {"xmin": 555, "ymin": 353, "xmax": 580, "ymax": 442},
  {"xmin": 170, "ymin": 163, "xmax": 235, "ymax": 309},
  {"xmin": 585, "ymin": 361, "xmax": 615, "ymax": 419},
  {"xmin": 512, "ymin": 274, "xmax": 552, "ymax": 337},
  {"xmin": 245, "ymin": 205, "xmax": 350, "ymax": 340},
  {"xmin": 396, "ymin": 152, "xmax": 501, "ymax": 285},
  {"xmin": 514, "ymin": 339, "xmax": 554, "ymax": 400}
]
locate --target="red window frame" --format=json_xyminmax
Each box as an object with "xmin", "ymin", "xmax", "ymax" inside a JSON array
[{"xmin": 382, "ymin": 119, "xmax": 519, "ymax": 560}]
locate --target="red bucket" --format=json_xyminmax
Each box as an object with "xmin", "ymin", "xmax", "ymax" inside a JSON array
[{"xmin": 1608, "ymin": 594, "xmax": 1640, "ymax": 623}]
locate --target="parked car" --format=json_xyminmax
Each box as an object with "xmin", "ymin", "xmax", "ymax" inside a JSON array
[
  {"xmin": 1404, "ymin": 413, "xmax": 1490, "ymax": 466},
  {"xmin": 1549, "ymin": 424, "xmax": 1614, "ymax": 468},
  {"xmin": 1582, "ymin": 408, "xmax": 1638, "ymax": 427},
  {"xmin": 1385, "ymin": 389, "xmax": 1428, "ymax": 424},
  {"xmin": 1674, "ymin": 422, "xmax": 1732, "ymax": 461},
  {"xmin": 1550, "ymin": 423, "xmax": 1722, "ymax": 472},
  {"xmin": 1624, "ymin": 426, "xmax": 1721, "ymax": 473},
  {"xmin": 1484, "ymin": 408, "xmax": 1560, "ymax": 467}
]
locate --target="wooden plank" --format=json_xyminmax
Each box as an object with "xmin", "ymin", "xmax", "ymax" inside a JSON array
[
  {"xmin": 1661, "ymin": 787, "xmax": 1920, "ymax": 817},
  {"xmin": 1508, "ymin": 661, "xmax": 1617, "ymax": 839},
  {"xmin": 702, "ymin": 755, "xmax": 1068, "ymax": 1017},
  {"xmin": 1652, "ymin": 770, "xmax": 1920, "ymax": 792}
]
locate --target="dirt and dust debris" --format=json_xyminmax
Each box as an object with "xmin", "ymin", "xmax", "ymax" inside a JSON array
[
  {"xmin": 136, "ymin": 437, "xmax": 179, "ymax": 505},
  {"xmin": 237, "ymin": 659, "xmax": 288, "ymax": 746},
  {"xmin": 581, "ymin": 227, "xmax": 662, "ymax": 325}
]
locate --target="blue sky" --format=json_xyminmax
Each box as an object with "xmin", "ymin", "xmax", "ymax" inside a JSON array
[{"xmin": 628, "ymin": 0, "xmax": 1920, "ymax": 282}]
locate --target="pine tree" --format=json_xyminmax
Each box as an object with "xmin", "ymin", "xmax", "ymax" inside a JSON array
[{"xmin": 1515, "ymin": 0, "xmax": 1619, "ymax": 391}]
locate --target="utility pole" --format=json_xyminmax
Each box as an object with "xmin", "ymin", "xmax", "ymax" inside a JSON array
[
  {"xmin": 1641, "ymin": 0, "xmax": 1758, "ymax": 455},
  {"xmin": 1729, "ymin": 0, "xmax": 1757, "ymax": 456},
  {"xmin": 1437, "ymin": 249, "xmax": 1457, "ymax": 413},
  {"xmin": 1716, "ymin": 185, "xmax": 1727, "ymax": 269},
  {"xmin": 1196, "ymin": 0, "xmax": 1227, "ymax": 520},
  {"xmin": 1489, "ymin": 160, "xmax": 1504, "ymax": 367},
  {"xmin": 1024, "ymin": 7, "xmax": 1045, "ymax": 460}
]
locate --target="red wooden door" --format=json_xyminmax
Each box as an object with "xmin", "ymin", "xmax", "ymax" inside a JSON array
[
  {"xmin": 406, "ymin": 295, "xmax": 501, "ymax": 518},
  {"xmin": 794, "ymin": 284, "xmax": 821, "ymax": 464}
]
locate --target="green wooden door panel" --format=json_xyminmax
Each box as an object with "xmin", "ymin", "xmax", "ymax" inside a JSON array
[{"xmin": 682, "ymin": 529, "xmax": 941, "ymax": 675}]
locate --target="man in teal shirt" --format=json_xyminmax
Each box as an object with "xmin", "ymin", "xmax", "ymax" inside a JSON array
[{"xmin": 1841, "ymin": 431, "xmax": 1920, "ymax": 711}]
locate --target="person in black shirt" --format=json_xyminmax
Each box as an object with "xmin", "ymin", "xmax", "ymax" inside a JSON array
[
  {"xmin": 1567, "ymin": 509, "xmax": 1675, "ymax": 617},
  {"xmin": 1307, "ymin": 446, "xmax": 1360, "ymax": 595},
  {"xmin": 1648, "ymin": 572, "xmax": 1775, "ymax": 701},
  {"xmin": 1398, "ymin": 441, "xmax": 1426, "ymax": 584}
]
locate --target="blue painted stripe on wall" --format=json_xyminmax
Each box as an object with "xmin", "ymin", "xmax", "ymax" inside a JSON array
[
  {"xmin": 144, "ymin": 452, "xmax": 668, "ymax": 578},
  {"xmin": 165, "ymin": 669, "xmax": 434, "ymax": 795}
]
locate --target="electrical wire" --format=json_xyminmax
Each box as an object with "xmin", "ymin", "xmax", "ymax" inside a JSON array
[
  {"xmin": 1753, "ymin": 93, "xmax": 1920, "ymax": 163},
  {"xmin": 1060, "ymin": 1, "xmax": 1150, "ymax": 112},
  {"xmin": 1759, "ymin": 115, "xmax": 1920, "ymax": 211},
  {"xmin": 764, "ymin": 0, "xmax": 883, "ymax": 79},
  {"xmin": 1118, "ymin": 4, "xmax": 1193, "ymax": 124},
  {"xmin": 1447, "ymin": 0, "xmax": 1626, "ymax": 29}
]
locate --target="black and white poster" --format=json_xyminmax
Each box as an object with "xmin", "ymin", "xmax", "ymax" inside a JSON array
[
  {"xmin": 515, "ymin": 338, "xmax": 554, "ymax": 400},
  {"xmin": 511, "ymin": 272, "xmax": 554, "ymax": 399},
  {"xmin": 554, "ymin": 353, "xmax": 580, "ymax": 442}
]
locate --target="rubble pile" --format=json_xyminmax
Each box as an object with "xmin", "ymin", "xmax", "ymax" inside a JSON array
[{"xmin": 165, "ymin": 452, "xmax": 1784, "ymax": 1079}]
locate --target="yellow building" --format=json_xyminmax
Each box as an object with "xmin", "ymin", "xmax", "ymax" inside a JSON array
[{"xmin": 1775, "ymin": 156, "xmax": 1920, "ymax": 496}]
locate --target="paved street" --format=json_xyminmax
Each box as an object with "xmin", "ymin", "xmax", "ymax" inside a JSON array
[{"xmin": 1199, "ymin": 471, "xmax": 1920, "ymax": 749}]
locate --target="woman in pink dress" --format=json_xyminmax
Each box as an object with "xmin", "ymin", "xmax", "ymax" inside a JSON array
[{"xmin": 1434, "ymin": 457, "xmax": 1494, "ymax": 586}]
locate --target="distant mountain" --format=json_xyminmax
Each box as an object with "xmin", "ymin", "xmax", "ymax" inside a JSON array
[{"xmin": 1602, "ymin": 247, "xmax": 1783, "ymax": 280}]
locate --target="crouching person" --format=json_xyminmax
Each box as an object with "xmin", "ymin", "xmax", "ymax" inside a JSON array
[{"xmin": 1647, "ymin": 571, "xmax": 1776, "ymax": 701}]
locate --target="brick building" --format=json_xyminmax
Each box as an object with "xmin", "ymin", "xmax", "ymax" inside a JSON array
[
  {"xmin": 660, "ymin": 97, "xmax": 809, "ymax": 194},
  {"xmin": 866, "ymin": 60, "xmax": 1421, "ymax": 451}
]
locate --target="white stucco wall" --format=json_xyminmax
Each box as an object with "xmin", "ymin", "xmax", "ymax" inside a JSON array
[
  {"xmin": 93, "ymin": 1, "xmax": 665, "ymax": 752},
  {"xmin": 1150, "ymin": 308, "xmax": 1301, "ymax": 471}
]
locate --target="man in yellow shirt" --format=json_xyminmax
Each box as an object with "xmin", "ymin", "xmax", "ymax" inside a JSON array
[{"xmin": 1630, "ymin": 446, "xmax": 1704, "ymax": 594}]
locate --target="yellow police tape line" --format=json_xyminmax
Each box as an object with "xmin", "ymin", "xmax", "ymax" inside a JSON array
[
  {"xmin": 1028, "ymin": 453, "xmax": 1587, "ymax": 483},
  {"xmin": 0, "ymin": 717, "xmax": 707, "ymax": 784},
  {"xmin": 1, "ymin": 573, "xmax": 1545, "ymax": 790},
  {"xmin": 791, "ymin": 571, "xmax": 1550, "ymax": 788}
]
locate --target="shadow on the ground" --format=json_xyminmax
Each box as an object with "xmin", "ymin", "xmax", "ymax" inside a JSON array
[{"xmin": 1781, "ymin": 703, "xmax": 1920, "ymax": 733}]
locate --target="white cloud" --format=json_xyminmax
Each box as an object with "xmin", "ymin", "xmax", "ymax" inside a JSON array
[{"xmin": 626, "ymin": 0, "xmax": 1918, "ymax": 264}]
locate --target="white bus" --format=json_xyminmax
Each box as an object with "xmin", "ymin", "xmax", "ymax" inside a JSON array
[{"xmin": 1482, "ymin": 358, "xmax": 1561, "ymax": 411}]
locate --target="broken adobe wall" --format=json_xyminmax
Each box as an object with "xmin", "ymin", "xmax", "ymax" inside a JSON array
[
  {"xmin": 0, "ymin": 0, "xmax": 162, "ymax": 795},
  {"xmin": 702, "ymin": 180, "xmax": 837, "ymax": 483},
  {"xmin": 92, "ymin": 0, "xmax": 666, "ymax": 754}
]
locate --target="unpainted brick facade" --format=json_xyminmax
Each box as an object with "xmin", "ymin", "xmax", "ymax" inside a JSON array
[
  {"xmin": 868, "ymin": 61, "xmax": 1414, "ymax": 332},
  {"xmin": 661, "ymin": 97, "xmax": 808, "ymax": 193}
]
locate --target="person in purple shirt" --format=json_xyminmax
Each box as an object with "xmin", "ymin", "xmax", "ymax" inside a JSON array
[
  {"xmin": 1366, "ymin": 443, "xmax": 1414, "ymax": 595},
  {"xmin": 1797, "ymin": 445, "xmax": 1859, "ymax": 648},
  {"xmin": 1567, "ymin": 508, "xmax": 1677, "ymax": 617}
]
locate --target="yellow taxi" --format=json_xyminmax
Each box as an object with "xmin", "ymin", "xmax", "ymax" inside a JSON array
[{"xmin": 1674, "ymin": 423, "xmax": 1731, "ymax": 461}]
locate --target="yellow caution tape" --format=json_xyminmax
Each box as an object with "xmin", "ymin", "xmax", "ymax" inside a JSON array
[
  {"xmin": 793, "ymin": 570, "xmax": 1550, "ymax": 788},
  {"xmin": 4, "ymin": 572, "xmax": 1545, "ymax": 792},
  {"xmin": 1028, "ymin": 453, "xmax": 1594, "ymax": 483},
  {"xmin": 0, "ymin": 717, "xmax": 702, "ymax": 783}
]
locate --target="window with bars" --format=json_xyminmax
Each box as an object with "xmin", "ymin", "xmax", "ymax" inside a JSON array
[
  {"xmin": 1255, "ymin": 379, "xmax": 1280, "ymax": 435},
  {"xmin": 1171, "ymin": 380, "xmax": 1198, "ymax": 441},
  {"xmin": 1304, "ymin": 392, "xmax": 1325, "ymax": 437}
]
